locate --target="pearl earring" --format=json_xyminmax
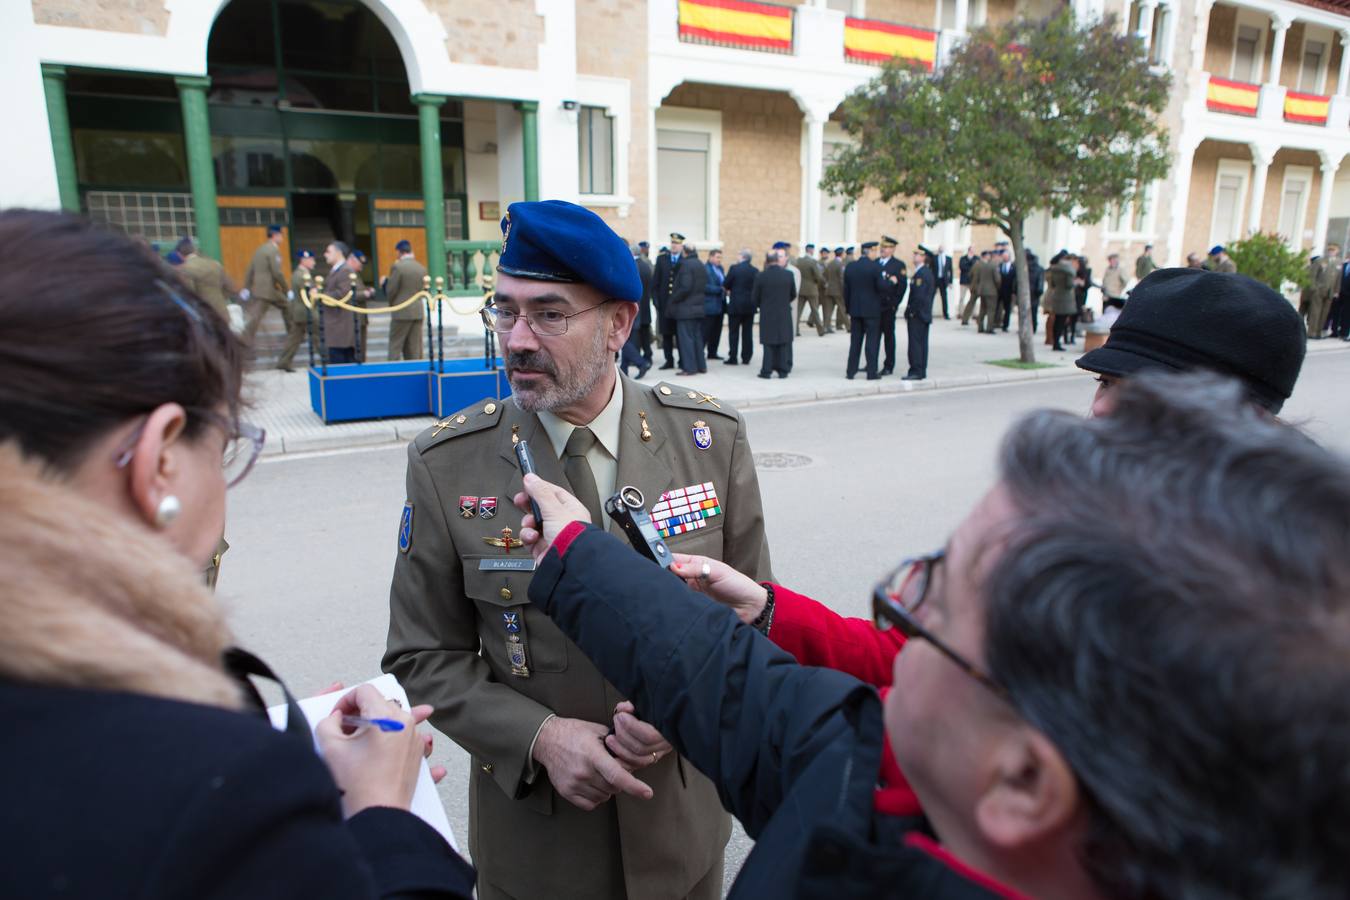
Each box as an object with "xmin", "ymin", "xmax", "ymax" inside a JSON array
[{"xmin": 155, "ymin": 495, "xmax": 182, "ymax": 528}]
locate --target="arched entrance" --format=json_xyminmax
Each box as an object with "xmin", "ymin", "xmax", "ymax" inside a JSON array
[{"xmin": 205, "ymin": 0, "xmax": 467, "ymax": 283}]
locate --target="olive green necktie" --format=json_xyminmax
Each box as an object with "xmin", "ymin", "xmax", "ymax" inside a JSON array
[{"xmin": 562, "ymin": 426, "xmax": 604, "ymax": 528}]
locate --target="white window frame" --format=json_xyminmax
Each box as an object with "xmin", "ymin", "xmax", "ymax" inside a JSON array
[
  {"xmin": 1278, "ymin": 165, "xmax": 1313, "ymax": 248},
  {"xmin": 1298, "ymin": 27, "xmax": 1331, "ymax": 94},
  {"xmin": 575, "ymin": 75, "xmax": 635, "ymax": 215},
  {"xmin": 826, "ymin": 0, "xmax": 865, "ymax": 15},
  {"xmin": 1210, "ymin": 159, "xmax": 1251, "ymax": 248},
  {"xmin": 1102, "ymin": 181, "xmax": 1158, "ymax": 240},
  {"xmin": 818, "ymin": 122, "xmax": 859, "ymax": 247},
  {"xmin": 1148, "ymin": 3, "xmax": 1174, "ymax": 70},
  {"xmin": 1230, "ymin": 12, "xmax": 1268, "ymax": 84},
  {"xmin": 654, "ymin": 106, "xmax": 723, "ymax": 247}
]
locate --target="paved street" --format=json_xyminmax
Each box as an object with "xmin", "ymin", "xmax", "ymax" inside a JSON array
[{"xmin": 219, "ymin": 351, "xmax": 1350, "ymax": 894}]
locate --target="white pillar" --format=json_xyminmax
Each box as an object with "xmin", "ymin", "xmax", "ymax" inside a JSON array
[
  {"xmin": 1267, "ymin": 14, "xmax": 1290, "ymax": 87},
  {"xmin": 1191, "ymin": 0, "xmax": 1214, "ymax": 72},
  {"xmin": 803, "ymin": 112, "xmax": 827, "ymax": 245},
  {"xmin": 954, "ymin": 0, "xmax": 970, "ymax": 34},
  {"xmin": 1165, "ymin": 139, "xmax": 1199, "ymax": 266},
  {"xmin": 1247, "ymin": 144, "xmax": 1274, "ymax": 236},
  {"xmin": 1135, "ymin": 0, "xmax": 1157, "ymax": 54},
  {"xmin": 1313, "ymin": 153, "xmax": 1341, "ymax": 252},
  {"xmin": 1338, "ymin": 29, "xmax": 1350, "ymax": 95},
  {"xmin": 647, "ymin": 102, "xmax": 660, "ymax": 249}
]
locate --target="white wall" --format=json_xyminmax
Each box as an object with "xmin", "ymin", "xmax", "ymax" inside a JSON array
[
  {"xmin": 463, "ymin": 101, "xmax": 502, "ymax": 242},
  {"xmin": 2, "ymin": 2, "xmax": 61, "ymax": 209}
]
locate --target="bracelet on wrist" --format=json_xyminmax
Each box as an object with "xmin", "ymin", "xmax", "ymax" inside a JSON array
[{"xmin": 751, "ymin": 583, "xmax": 776, "ymax": 636}]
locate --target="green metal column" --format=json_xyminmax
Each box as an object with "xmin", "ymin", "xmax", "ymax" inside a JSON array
[
  {"xmin": 174, "ymin": 76, "xmax": 221, "ymax": 260},
  {"xmin": 516, "ymin": 101, "xmax": 540, "ymax": 202},
  {"xmin": 40, "ymin": 65, "xmax": 80, "ymax": 214},
  {"xmin": 414, "ymin": 94, "xmax": 448, "ymax": 282}
]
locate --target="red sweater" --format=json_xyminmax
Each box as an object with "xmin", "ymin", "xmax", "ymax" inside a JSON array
[{"xmin": 767, "ymin": 584, "xmax": 920, "ymax": 817}]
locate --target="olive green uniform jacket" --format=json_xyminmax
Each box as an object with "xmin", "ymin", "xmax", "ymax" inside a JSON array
[
  {"xmin": 384, "ymin": 377, "xmax": 773, "ymax": 900},
  {"xmin": 793, "ymin": 254, "xmax": 823, "ymax": 299},
  {"xmin": 244, "ymin": 240, "xmax": 288, "ymax": 305},
  {"xmin": 178, "ymin": 254, "xmax": 232, "ymax": 318},
  {"xmin": 1047, "ymin": 261, "xmax": 1079, "ymax": 314},
  {"xmin": 385, "ymin": 256, "xmax": 428, "ymax": 322}
]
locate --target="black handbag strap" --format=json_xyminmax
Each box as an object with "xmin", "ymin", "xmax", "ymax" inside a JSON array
[{"xmin": 223, "ymin": 646, "xmax": 313, "ymax": 744}]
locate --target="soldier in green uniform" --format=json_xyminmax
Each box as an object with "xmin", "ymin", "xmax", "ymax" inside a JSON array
[
  {"xmin": 1134, "ymin": 243, "xmax": 1157, "ymax": 282},
  {"xmin": 174, "ymin": 238, "xmax": 233, "ymax": 320},
  {"xmin": 384, "ymin": 200, "xmax": 773, "ymax": 900},
  {"xmin": 287, "ymin": 249, "xmax": 317, "ymax": 367},
  {"xmin": 384, "ymin": 239, "xmax": 428, "ymax": 361},
  {"xmin": 242, "ymin": 225, "xmax": 292, "ymax": 363}
]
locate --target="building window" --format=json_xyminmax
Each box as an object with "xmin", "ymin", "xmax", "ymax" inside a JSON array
[
  {"xmin": 1300, "ymin": 39, "xmax": 1327, "ymax": 93},
  {"xmin": 578, "ymin": 106, "xmax": 615, "ymax": 195},
  {"xmin": 657, "ymin": 128, "xmax": 711, "ymax": 243},
  {"xmin": 1278, "ymin": 166, "xmax": 1312, "ymax": 248},
  {"xmin": 1148, "ymin": 5, "xmax": 1170, "ymax": 66},
  {"xmin": 86, "ymin": 191, "xmax": 195, "ymax": 243},
  {"xmin": 820, "ymin": 139, "xmax": 855, "ymax": 245},
  {"xmin": 1233, "ymin": 25, "xmax": 1263, "ymax": 83},
  {"xmin": 1211, "ymin": 161, "xmax": 1249, "ymax": 248}
]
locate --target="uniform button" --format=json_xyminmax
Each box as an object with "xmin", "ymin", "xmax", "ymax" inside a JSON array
[
  {"xmin": 484, "ymin": 402, "xmax": 497, "ymax": 415},
  {"xmin": 481, "ymin": 763, "xmax": 494, "ymax": 774},
  {"xmin": 659, "ymin": 385, "xmax": 672, "ymax": 395},
  {"xmin": 499, "ymin": 587, "xmax": 513, "ymax": 600}
]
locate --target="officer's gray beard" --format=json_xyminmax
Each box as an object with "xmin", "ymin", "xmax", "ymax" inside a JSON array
[{"xmin": 507, "ymin": 324, "xmax": 610, "ymax": 414}]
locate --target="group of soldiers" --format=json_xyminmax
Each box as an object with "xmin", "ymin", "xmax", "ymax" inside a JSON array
[
  {"xmin": 167, "ymin": 225, "xmax": 433, "ymax": 368},
  {"xmin": 1303, "ymin": 244, "xmax": 1350, "ymax": 341}
]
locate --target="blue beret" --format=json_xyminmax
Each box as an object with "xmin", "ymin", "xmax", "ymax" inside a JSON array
[
  {"xmin": 1210, "ymin": 244, "xmax": 1225, "ymax": 255},
  {"xmin": 395, "ymin": 239, "xmax": 412, "ymax": 252},
  {"xmin": 496, "ymin": 200, "xmax": 642, "ymax": 302},
  {"xmin": 771, "ymin": 241, "xmax": 790, "ymax": 250},
  {"xmin": 352, "ymin": 249, "xmax": 367, "ymax": 263},
  {"xmin": 296, "ymin": 249, "xmax": 314, "ymax": 260},
  {"xmin": 164, "ymin": 250, "xmax": 184, "ymax": 265},
  {"xmin": 266, "ymin": 224, "xmax": 283, "ymax": 236}
]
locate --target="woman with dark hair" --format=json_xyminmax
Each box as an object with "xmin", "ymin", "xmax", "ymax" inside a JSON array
[{"xmin": 0, "ymin": 211, "xmax": 473, "ymax": 899}]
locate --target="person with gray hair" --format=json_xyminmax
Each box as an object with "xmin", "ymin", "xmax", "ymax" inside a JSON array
[
  {"xmin": 722, "ymin": 248, "xmax": 759, "ymax": 366},
  {"xmin": 514, "ymin": 371, "xmax": 1350, "ymax": 899}
]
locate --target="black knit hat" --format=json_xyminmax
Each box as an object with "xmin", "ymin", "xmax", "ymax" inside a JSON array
[{"xmin": 1076, "ymin": 268, "xmax": 1306, "ymax": 413}]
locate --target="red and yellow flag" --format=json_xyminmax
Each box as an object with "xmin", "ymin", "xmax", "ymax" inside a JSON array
[
  {"xmin": 1206, "ymin": 77, "xmax": 1260, "ymax": 116},
  {"xmin": 1284, "ymin": 90, "xmax": 1330, "ymax": 125},
  {"xmin": 678, "ymin": 0, "xmax": 794, "ymax": 53},
  {"xmin": 844, "ymin": 18, "xmax": 938, "ymax": 69}
]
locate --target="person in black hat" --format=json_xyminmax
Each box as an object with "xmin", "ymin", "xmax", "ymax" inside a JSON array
[
  {"xmin": 652, "ymin": 233, "xmax": 686, "ymax": 369},
  {"xmin": 286, "ymin": 249, "xmax": 317, "ymax": 368},
  {"xmin": 1076, "ymin": 267, "xmax": 1306, "ymax": 417},
  {"xmin": 903, "ymin": 246, "xmax": 936, "ymax": 380},
  {"xmin": 877, "ymin": 236, "xmax": 907, "ymax": 374},
  {"xmin": 843, "ymin": 241, "xmax": 886, "ymax": 379},
  {"xmin": 385, "ymin": 200, "xmax": 774, "ymax": 900}
]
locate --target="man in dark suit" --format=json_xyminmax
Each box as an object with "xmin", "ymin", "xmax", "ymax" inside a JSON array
[
  {"xmin": 1331, "ymin": 254, "xmax": 1350, "ymax": 340},
  {"xmin": 722, "ymin": 249, "xmax": 759, "ymax": 365},
  {"xmin": 932, "ymin": 244, "xmax": 953, "ymax": 320},
  {"xmin": 877, "ymin": 236, "xmax": 908, "ymax": 375},
  {"xmin": 843, "ymin": 241, "xmax": 886, "ymax": 380},
  {"xmin": 652, "ymin": 234, "xmax": 684, "ymax": 369},
  {"xmin": 904, "ymin": 247, "xmax": 936, "ymax": 380},
  {"xmin": 753, "ymin": 248, "xmax": 796, "ymax": 378},
  {"xmin": 997, "ymin": 246, "xmax": 1017, "ymax": 332},
  {"xmin": 668, "ymin": 245, "xmax": 708, "ymax": 374}
]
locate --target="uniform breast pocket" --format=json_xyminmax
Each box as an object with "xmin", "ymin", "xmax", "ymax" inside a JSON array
[
  {"xmin": 659, "ymin": 516, "xmax": 727, "ymax": 557},
  {"xmin": 462, "ymin": 559, "xmax": 568, "ymax": 674}
]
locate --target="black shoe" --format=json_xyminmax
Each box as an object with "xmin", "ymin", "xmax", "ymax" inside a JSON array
[
  {"xmin": 635, "ymin": 363, "xmax": 651, "ymax": 380},
  {"xmin": 698, "ymin": 368, "xmax": 707, "ymax": 374},
  {"xmin": 846, "ymin": 373, "xmax": 856, "ymax": 380},
  {"xmin": 659, "ymin": 361, "xmax": 675, "ymax": 370},
  {"xmin": 902, "ymin": 374, "xmax": 922, "ymax": 381},
  {"xmin": 708, "ymin": 354, "xmax": 722, "ymax": 360},
  {"xmin": 677, "ymin": 370, "xmax": 698, "ymax": 376},
  {"xmin": 880, "ymin": 367, "xmax": 894, "ymax": 376},
  {"xmin": 1053, "ymin": 346, "xmax": 1065, "ymax": 352},
  {"xmin": 277, "ymin": 365, "xmax": 296, "ymax": 373},
  {"xmin": 866, "ymin": 375, "xmax": 882, "ymax": 381},
  {"xmin": 757, "ymin": 372, "xmax": 772, "ymax": 379},
  {"xmin": 778, "ymin": 373, "xmax": 788, "ymax": 379},
  {"xmin": 724, "ymin": 359, "xmax": 738, "ymax": 365}
]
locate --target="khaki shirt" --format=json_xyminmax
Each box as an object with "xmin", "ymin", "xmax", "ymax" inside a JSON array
[
  {"xmin": 384, "ymin": 376, "xmax": 772, "ymax": 899},
  {"xmin": 1101, "ymin": 266, "xmax": 1128, "ymax": 300},
  {"xmin": 385, "ymin": 255, "xmax": 428, "ymax": 322},
  {"xmin": 178, "ymin": 254, "xmax": 231, "ymax": 318},
  {"xmin": 245, "ymin": 240, "xmax": 287, "ymax": 303},
  {"xmin": 1134, "ymin": 253, "xmax": 1157, "ymax": 280}
]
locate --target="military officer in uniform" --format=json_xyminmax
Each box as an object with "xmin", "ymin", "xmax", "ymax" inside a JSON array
[
  {"xmin": 903, "ymin": 246, "xmax": 936, "ymax": 380},
  {"xmin": 242, "ymin": 225, "xmax": 291, "ymax": 360},
  {"xmin": 843, "ymin": 241, "xmax": 886, "ymax": 380},
  {"xmin": 823, "ymin": 246, "xmax": 846, "ymax": 333},
  {"xmin": 1134, "ymin": 243, "xmax": 1157, "ymax": 281},
  {"xmin": 385, "ymin": 239, "xmax": 428, "ymax": 361},
  {"xmin": 384, "ymin": 200, "xmax": 774, "ymax": 900},
  {"xmin": 877, "ymin": 236, "xmax": 907, "ymax": 375},
  {"xmin": 288, "ymin": 248, "xmax": 317, "ymax": 365},
  {"xmin": 652, "ymin": 233, "xmax": 684, "ymax": 370},
  {"xmin": 175, "ymin": 237, "xmax": 233, "ymax": 321}
]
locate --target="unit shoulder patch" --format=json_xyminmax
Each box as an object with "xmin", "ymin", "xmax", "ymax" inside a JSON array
[
  {"xmin": 414, "ymin": 397, "xmax": 507, "ymax": 454},
  {"xmin": 648, "ymin": 382, "xmax": 739, "ymax": 420}
]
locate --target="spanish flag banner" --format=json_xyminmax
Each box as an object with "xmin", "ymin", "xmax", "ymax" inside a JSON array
[
  {"xmin": 678, "ymin": 0, "xmax": 794, "ymax": 54},
  {"xmin": 1206, "ymin": 77, "xmax": 1260, "ymax": 116},
  {"xmin": 844, "ymin": 18, "xmax": 939, "ymax": 69},
  {"xmin": 1284, "ymin": 90, "xmax": 1330, "ymax": 125}
]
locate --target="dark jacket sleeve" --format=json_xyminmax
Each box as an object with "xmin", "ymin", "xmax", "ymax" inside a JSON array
[
  {"xmin": 529, "ymin": 525, "xmax": 882, "ymax": 841},
  {"xmin": 149, "ymin": 723, "xmax": 474, "ymax": 899}
]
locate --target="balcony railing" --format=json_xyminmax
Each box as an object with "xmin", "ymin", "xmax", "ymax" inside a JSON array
[
  {"xmin": 1285, "ymin": 90, "xmax": 1330, "ymax": 125},
  {"xmin": 1206, "ymin": 76, "xmax": 1259, "ymax": 116},
  {"xmin": 677, "ymin": 0, "xmax": 794, "ymax": 55},
  {"xmin": 844, "ymin": 17, "xmax": 939, "ymax": 70}
]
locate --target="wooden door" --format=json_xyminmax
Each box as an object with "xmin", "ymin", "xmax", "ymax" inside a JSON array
[
  {"xmin": 371, "ymin": 197, "xmax": 427, "ymax": 284},
  {"xmin": 218, "ymin": 195, "xmax": 290, "ymax": 288}
]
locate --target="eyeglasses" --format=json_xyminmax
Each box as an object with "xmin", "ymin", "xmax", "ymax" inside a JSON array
[
  {"xmin": 113, "ymin": 409, "xmax": 266, "ymax": 489},
  {"xmin": 481, "ymin": 301, "xmax": 612, "ymax": 336},
  {"xmin": 871, "ymin": 550, "xmax": 1008, "ymax": 699}
]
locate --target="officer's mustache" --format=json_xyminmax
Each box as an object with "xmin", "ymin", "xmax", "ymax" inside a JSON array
[{"xmin": 505, "ymin": 350, "xmax": 558, "ymax": 378}]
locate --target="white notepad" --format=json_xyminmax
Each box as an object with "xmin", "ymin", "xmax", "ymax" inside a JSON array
[{"xmin": 267, "ymin": 672, "xmax": 459, "ymax": 852}]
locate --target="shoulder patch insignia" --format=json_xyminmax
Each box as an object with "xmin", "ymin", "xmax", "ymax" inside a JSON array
[
  {"xmin": 414, "ymin": 397, "xmax": 506, "ymax": 454},
  {"xmin": 650, "ymin": 382, "xmax": 738, "ymax": 420},
  {"xmin": 398, "ymin": 502, "xmax": 414, "ymax": 554}
]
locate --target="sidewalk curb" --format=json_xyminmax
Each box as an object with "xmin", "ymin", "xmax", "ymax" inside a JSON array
[{"xmin": 256, "ymin": 340, "xmax": 1350, "ymax": 457}]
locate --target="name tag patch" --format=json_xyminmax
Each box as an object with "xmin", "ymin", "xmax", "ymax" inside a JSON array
[{"xmin": 651, "ymin": 482, "xmax": 722, "ymax": 538}]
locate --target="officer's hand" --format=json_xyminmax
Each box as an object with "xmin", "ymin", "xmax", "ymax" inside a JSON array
[
  {"xmin": 606, "ymin": 701, "xmax": 673, "ymax": 770},
  {"xmin": 515, "ymin": 473, "xmax": 592, "ymax": 561},
  {"xmin": 532, "ymin": 716, "xmax": 654, "ymax": 811},
  {"xmin": 670, "ymin": 554, "xmax": 767, "ymax": 625}
]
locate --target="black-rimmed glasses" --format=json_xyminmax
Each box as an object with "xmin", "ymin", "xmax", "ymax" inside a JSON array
[
  {"xmin": 481, "ymin": 301, "xmax": 614, "ymax": 336},
  {"xmin": 871, "ymin": 550, "xmax": 1008, "ymax": 699},
  {"xmin": 113, "ymin": 409, "xmax": 266, "ymax": 489}
]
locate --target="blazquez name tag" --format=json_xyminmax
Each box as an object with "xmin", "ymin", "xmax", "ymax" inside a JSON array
[{"xmin": 478, "ymin": 558, "xmax": 536, "ymax": 571}]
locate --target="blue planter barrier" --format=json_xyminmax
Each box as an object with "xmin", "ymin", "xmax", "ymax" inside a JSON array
[{"xmin": 308, "ymin": 358, "xmax": 510, "ymax": 424}]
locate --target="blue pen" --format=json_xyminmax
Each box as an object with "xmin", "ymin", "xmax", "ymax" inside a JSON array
[{"xmin": 341, "ymin": 715, "xmax": 405, "ymax": 732}]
